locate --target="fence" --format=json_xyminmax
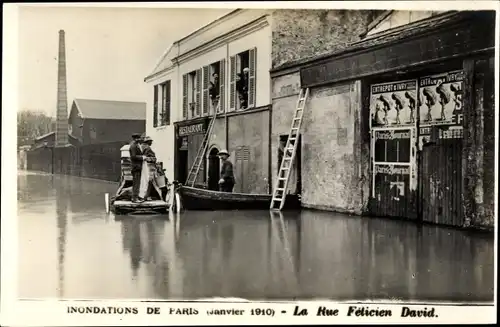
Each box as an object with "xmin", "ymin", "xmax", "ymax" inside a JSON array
[{"xmin": 26, "ymin": 141, "xmax": 126, "ymax": 182}]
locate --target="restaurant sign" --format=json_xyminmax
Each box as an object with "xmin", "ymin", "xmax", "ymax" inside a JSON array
[{"xmin": 178, "ymin": 120, "xmax": 208, "ymax": 137}]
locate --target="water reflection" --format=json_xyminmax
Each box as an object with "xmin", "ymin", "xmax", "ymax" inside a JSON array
[
  {"xmin": 18, "ymin": 172, "xmax": 494, "ymax": 301},
  {"xmin": 56, "ymin": 186, "xmax": 68, "ymax": 297}
]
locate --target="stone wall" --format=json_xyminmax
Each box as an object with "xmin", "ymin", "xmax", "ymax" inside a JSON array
[
  {"xmin": 271, "ymin": 72, "xmax": 369, "ymax": 214},
  {"xmin": 271, "ymin": 72, "xmax": 302, "ymax": 195},
  {"xmin": 481, "ymin": 57, "xmax": 495, "ymax": 229},
  {"xmin": 300, "ymin": 81, "xmax": 368, "ymax": 214},
  {"xmin": 271, "ymin": 9, "xmax": 379, "ymax": 69}
]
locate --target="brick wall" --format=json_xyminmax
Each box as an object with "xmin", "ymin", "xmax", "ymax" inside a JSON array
[{"xmin": 271, "ymin": 9, "xmax": 379, "ymax": 69}]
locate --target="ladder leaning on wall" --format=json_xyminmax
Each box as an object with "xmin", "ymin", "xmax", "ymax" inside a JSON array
[
  {"xmin": 270, "ymin": 88, "xmax": 310, "ymax": 211},
  {"xmin": 185, "ymin": 101, "xmax": 220, "ymax": 187}
]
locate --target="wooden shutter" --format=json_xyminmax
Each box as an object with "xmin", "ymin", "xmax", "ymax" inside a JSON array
[
  {"xmin": 219, "ymin": 59, "xmax": 226, "ymax": 113},
  {"xmin": 182, "ymin": 74, "xmax": 188, "ymax": 119},
  {"xmin": 153, "ymin": 85, "xmax": 158, "ymax": 127},
  {"xmin": 202, "ymin": 66, "xmax": 210, "ymax": 116},
  {"xmin": 165, "ymin": 80, "xmax": 171, "ymax": 125},
  {"xmin": 196, "ymin": 69, "xmax": 202, "ymax": 117},
  {"xmin": 229, "ymin": 56, "xmax": 236, "ymax": 112},
  {"xmin": 235, "ymin": 146, "xmax": 250, "ymax": 193},
  {"xmin": 248, "ymin": 47, "xmax": 257, "ymax": 109},
  {"xmin": 161, "ymin": 83, "xmax": 167, "ymax": 126}
]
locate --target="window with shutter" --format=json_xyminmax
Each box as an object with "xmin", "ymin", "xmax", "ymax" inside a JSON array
[
  {"xmin": 248, "ymin": 47, "xmax": 257, "ymax": 108},
  {"xmin": 196, "ymin": 69, "xmax": 202, "ymax": 117},
  {"xmin": 164, "ymin": 80, "xmax": 171, "ymax": 125},
  {"xmin": 182, "ymin": 74, "xmax": 188, "ymax": 120},
  {"xmin": 153, "ymin": 85, "xmax": 158, "ymax": 127},
  {"xmin": 202, "ymin": 66, "xmax": 209, "ymax": 116},
  {"xmin": 161, "ymin": 83, "xmax": 167, "ymax": 126},
  {"xmin": 229, "ymin": 56, "xmax": 236, "ymax": 112},
  {"xmin": 219, "ymin": 59, "xmax": 226, "ymax": 113}
]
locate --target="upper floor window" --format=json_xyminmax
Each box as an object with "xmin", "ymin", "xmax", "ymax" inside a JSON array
[
  {"xmin": 230, "ymin": 48, "xmax": 256, "ymax": 112},
  {"xmin": 202, "ymin": 59, "xmax": 226, "ymax": 116},
  {"xmin": 183, "ymin": 69, "xmax": 202, "ymax": 120},
  {"xmin": 153, "ymin": 81, "xmax": 171, "ymax": 127}
]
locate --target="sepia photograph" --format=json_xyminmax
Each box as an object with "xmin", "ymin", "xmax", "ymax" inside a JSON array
[{"xmin": 2, "ymin": 1, "xmax": 498, "ymax": 325}]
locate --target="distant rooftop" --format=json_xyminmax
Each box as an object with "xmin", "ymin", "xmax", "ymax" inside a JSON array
[{"xmin": 73, "ymin": 99, "xmax": 146, "ymax": 120}]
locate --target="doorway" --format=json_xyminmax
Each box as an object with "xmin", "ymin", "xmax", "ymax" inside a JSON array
[
  {"xmin": 176, "ymin": 136, "xmax": 189, "ymax": 184},
  {"xmin": 207, "ymin": 147, "xmax": 220, "ymax": 191}
]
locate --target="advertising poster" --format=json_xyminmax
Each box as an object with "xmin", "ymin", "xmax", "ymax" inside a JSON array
[
  {"xmin": 373, "ymin": 129, "xmax": 412, "ymax": 163},
  {"xmin": 418, "ymin": 70, "xmax": 464, "ymax": 127},
  {"xmin": 372, "ymin": 164, "xmax": 411, "ymax": 203},
  {"xmin": 370, "ymin": 80, "xmax": 418, "ymax": 128}
]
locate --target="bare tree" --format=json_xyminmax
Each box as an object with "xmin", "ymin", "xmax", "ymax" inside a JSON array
[{"xmin": 17, "ymin": 110, "xmax": 56, "ymax": 146}]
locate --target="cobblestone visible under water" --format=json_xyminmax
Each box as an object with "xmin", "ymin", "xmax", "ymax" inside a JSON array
[{"xmin": 17, "ymin": 171, "xmax": 494, "ymax": 301}]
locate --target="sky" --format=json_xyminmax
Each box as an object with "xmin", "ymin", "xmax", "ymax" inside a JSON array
[{"xmin": 17, "ymin": 5, "xmax": 229, "ymax": 116}]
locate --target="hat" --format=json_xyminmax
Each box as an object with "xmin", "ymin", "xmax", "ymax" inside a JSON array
[
  {"xmin": 143, "ymin": 136, "xmax": 153, "ymax": 143},
  {"xmin": 132, "ymin": 133, "xmax": 142, "ymax": 139},
  {"xmin": 243, "ymin": 67, "xmax": 249, "ymax": 73},
  {"xmin": 218, "ymin": 149, "xmax": 230, "ymax": 156}
]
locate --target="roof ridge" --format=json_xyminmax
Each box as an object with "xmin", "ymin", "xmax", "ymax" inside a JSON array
[{"xmin": 74, "ymin": 98, "xmax": 146, "ymax": 104}]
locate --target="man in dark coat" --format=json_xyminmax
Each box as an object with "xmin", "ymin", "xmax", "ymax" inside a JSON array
[
  {"xmin": 218, "ymin": 149, "xmax": 235, "ymax": 192},
  {"xmin": 129, "ymin": 133, "xmax": 145, "ymax": 202}
]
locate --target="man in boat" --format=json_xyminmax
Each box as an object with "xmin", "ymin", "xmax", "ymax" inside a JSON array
[
  {"xmin": 129, "ymin": 133, "xmax": 145, "ymax": 203},
  {"xmin": 218, "ymin": 149, "xmax": 235, "ymax": 192},
  {"xmin": 140, "ymin": 136, "xmax": 157, "ymax": 200}
]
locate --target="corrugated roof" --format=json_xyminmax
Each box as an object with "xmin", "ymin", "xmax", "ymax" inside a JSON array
[{"xmin": 73, "ymin": 99, "xmax": 146, "ymax": 120}]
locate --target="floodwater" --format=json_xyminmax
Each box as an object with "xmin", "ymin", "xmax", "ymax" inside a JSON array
[{"xmin": 17, "ymin": 171, "xmax": 494, "ymax": 301}]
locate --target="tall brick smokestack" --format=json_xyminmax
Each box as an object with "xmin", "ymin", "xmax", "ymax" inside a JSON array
[{"xmin": 55, "ymin": 30, "xmax": 68, "ymax": 147}]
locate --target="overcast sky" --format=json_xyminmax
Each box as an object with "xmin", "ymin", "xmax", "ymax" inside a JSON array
[{"xmin": 17, "ymin": 5, "xmax": 229, "ymax": 116}]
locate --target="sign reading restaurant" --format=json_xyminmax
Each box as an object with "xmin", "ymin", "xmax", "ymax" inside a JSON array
[{"xmin": 178, "ymin": 121, "xmax": 208, "ymax": 137}]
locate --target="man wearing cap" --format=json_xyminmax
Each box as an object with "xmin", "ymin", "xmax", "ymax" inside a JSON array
[
  {"xmin": 129, "ymin": 133, "xmax": 145, "ymax": 202},
  {"xmin": 218, "ymin": 149, "xmax": 235, "ymax": 192}
]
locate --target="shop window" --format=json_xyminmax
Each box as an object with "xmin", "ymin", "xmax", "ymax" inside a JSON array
[
  {"xmin": 183, "ymin": 69, "xmax": 202, "ymax": 120},
  {"xmin": 229, "ymin": 48, "xmax": 256, "ymax": 111},
  {"xmin": 154, "ymin": 81, "xmax": 171, "ymax": 127},
  {"xmin": 202, "ymin": 60, "xmax": 226, "ymax": 115}
]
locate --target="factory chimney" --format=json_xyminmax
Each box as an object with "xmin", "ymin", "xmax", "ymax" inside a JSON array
[{"xmin": 55, "ymin": 30, "xmax": 68, "ymax": 147}]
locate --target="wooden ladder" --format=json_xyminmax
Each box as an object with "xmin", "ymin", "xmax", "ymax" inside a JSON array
[
  {"xmin": 185, "ymin": 102, "xmax": 219, "ymax": 187},
  {"xmin": 270, "ymin": 88, "xmax": 309, "ymax": 211}
]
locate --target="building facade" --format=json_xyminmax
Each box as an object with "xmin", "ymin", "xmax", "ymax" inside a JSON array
[
  {"xmin": 68, "ymin": 99, "xmax": 146, "ymax": 145},
  {"xmin": 144, "ymin": 9, "xmax": 377, "ymax": 193},
  {"xmin": 271, "ymin": 10, "xmax": 496, "ymax": 229}
]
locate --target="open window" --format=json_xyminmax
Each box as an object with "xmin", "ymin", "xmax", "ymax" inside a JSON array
[
  {"xmin": 229, "ymin": 48, "xmax": 256, "ymax": 112},
  {"xmin": 202, "ymin": 59, "xmax": 226, "ymax": 115}
]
